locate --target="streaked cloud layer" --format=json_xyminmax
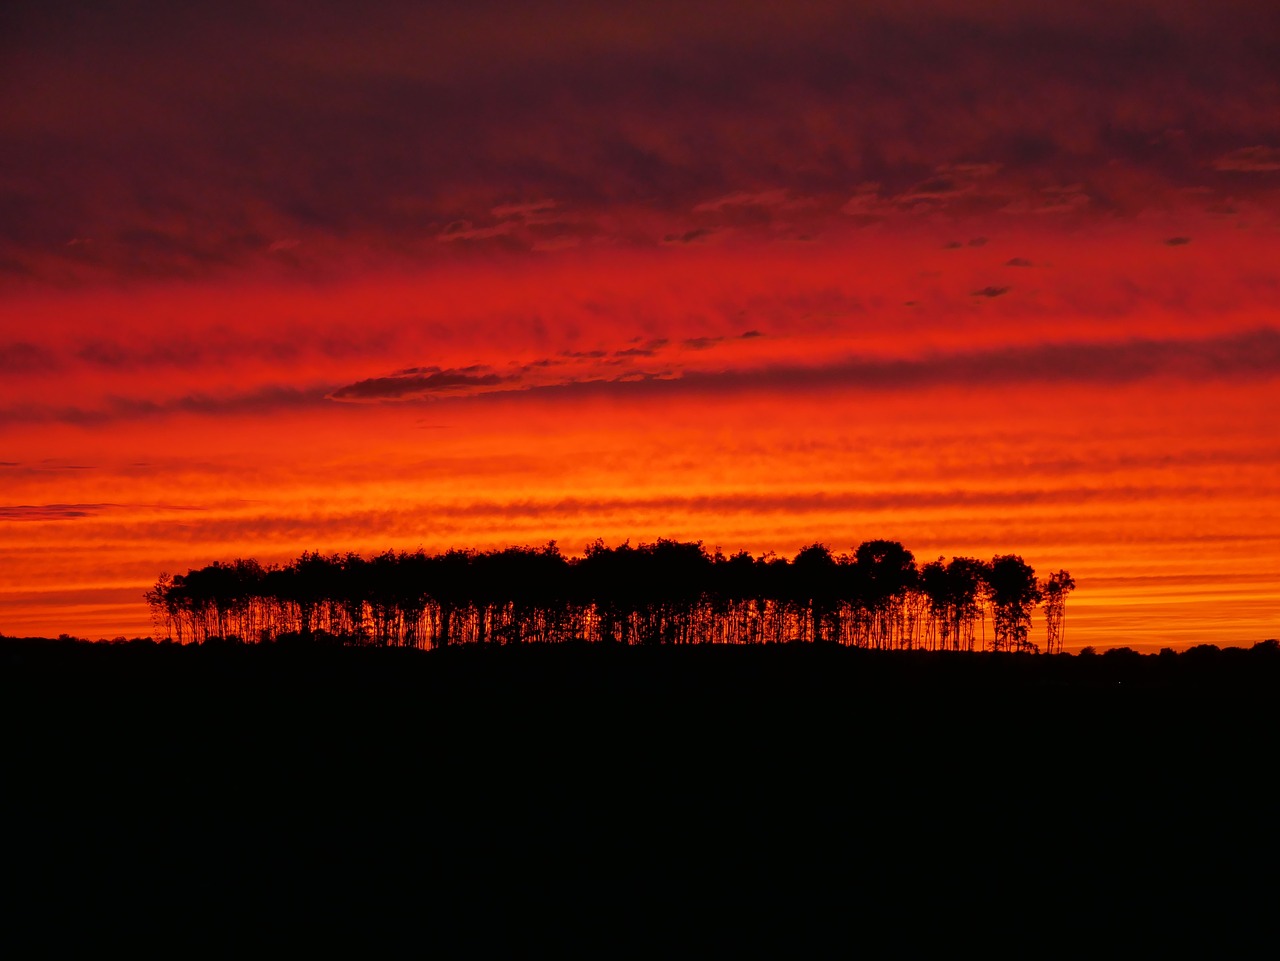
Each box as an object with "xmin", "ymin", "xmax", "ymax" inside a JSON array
[{"xmin": 1, "ymin": 1, "xmax": 1277, "ymax": 645}]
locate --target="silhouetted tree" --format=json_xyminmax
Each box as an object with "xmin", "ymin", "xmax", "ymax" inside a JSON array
[
  {"xmin": 792, "ymin": 544, "xmax": 840, "ymax": 643},
  {"xmin": 853, "ymin": 540, "xmax": 917, "ymax": 649},
  {"xmin": 987, "ymin": 555, "xmax": 1042, "ymax": 652},
  {"xmin": 145, "ymin": 539, "xmax": 1068, "ymax": 653},
  {"xmin": 1040, "ymin": 570, "xmax": 1076, "ymax": 655}
]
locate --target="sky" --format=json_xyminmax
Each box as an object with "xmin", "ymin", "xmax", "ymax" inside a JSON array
[{"xmin": 2, "ymin": 0, "xmax": 1278, "ymax": 648}]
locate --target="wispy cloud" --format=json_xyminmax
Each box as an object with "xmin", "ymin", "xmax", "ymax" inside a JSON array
[
  {"xmin": 329, "ymin": 366, "xmax": 515, "ymax": 402},
  {"xmin": 0, "ymin": 502, "xmax": 206, "ymax": 521},
  {"xmin": 0, "ymin": 504, "xmax": 110, "ymax": 521},
  {"xmin": 4, "ymin": 328, "xmax": 1276, "ymax": 426},
  {"xmin": 1212, "ymin": 146, "xmax": 1280, "ymax": 172},
  {"xmin": 492, "ymin": 328, "xmax": 1280, "ymax": 402},
  {"xmin": 0, "ymin": 385, "xmax": 334, "ymax": 427},
  {"xmin": 0, "ymin": 342, "xmax": 58, "ymax": 373}
]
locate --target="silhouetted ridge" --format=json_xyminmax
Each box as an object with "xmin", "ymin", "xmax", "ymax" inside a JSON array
[{"xmin": 147, "ymin": 539, "xmax": 1075, "ymax": 652}]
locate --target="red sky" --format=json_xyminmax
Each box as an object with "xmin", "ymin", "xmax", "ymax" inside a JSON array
[{"xmin": 2, "ymin": 0, "xmax": 1278, "ymax": 647}]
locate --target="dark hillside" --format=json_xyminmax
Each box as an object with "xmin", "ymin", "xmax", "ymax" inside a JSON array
[{"xmin": 2, "ymin": 639, "xmax": 1277, "ymax": 949}]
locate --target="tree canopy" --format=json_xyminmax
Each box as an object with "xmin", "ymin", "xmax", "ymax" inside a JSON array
[{"xmin": 147, "ymin": 539, "xmax": 1073, "ymax": 652}]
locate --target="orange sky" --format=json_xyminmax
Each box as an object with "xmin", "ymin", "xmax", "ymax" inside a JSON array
[{"xmin": 2, "ymin": 1, "xmax": 1278, "ymax": 647}]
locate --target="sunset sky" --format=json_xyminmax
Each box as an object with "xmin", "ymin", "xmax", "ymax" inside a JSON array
[{"xmin": 2, "ymin": 0, "xmax": 1278, "ymax": 648}]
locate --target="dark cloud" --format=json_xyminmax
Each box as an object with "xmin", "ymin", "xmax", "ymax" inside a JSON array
[
  {"xmin": 0, "ymin": 342, "xmax": 57, "ymax": 373},
  {"xmin": 612, "ymin": 338, "xmax": 670, "ymax": 358},
  {"xmin": 4, "ymin": 328, "xmax": 1275, "ymax": 426},
  {"xmin": 1005, "ymin": 257, "xmax": 1034, "ymax": 267},
  {"xmin": 4, "ymin": 1, "xmax": 1279, "ymax": 283},
  {"xmin": 682, "ymin": 336, "xmax": 724, "ymax": 350},
  {"xmin": 441, "ymin": 482, "xmax": 1228, "ymax": 520},
  {"xmin": 471, "ymin": 327, "xmax": 1280, "ymax": 403},
  {"xmin": 0, "ymin": 501, "xmax": 206, "ymax": 520},
  {"xmin": 114, "ymin": 483, "xmax": 1254, "ymax": 545},
  {"xmin": 0, "ymin": 331, "xmax": 397, "ymax": 374},
  {"xmin": 692, "ymin": 189, "xmax": 792, "ymax": 213},
  {"xmin": 1164, "ymin": 237, "xmax": 1192, "ymax": 246},
  {"xmin": 972, "ymin": 286, "xmax": 1011, "ymax": 298},
  {"xmin": 1212, "ymin": 146, "xmax": 1280, "ymax": 172},
  {"xmin": 0, "ymin": 504, "xmax": 110, "ymax": 520},
  {"xmin": 329, "ymin": 365, "xmax": 513, "ymax": 402},
  {"xmin": 662, "ymin": 229, "xmax": 714, "ymax": 244},
  {"xmin": 393, "ymin": 366, "xmax": 441, "ymax": 376},
  {"xmin": 136, "ymin": 385, "xmax": 335, "ymax": 419},
  {"xmin": 4, "ymin": 325, "xmax": 1276, "ymax": 428},
  {"xmin": 0, "ymin": 385, "xmax": 333, "ymax": 427}
]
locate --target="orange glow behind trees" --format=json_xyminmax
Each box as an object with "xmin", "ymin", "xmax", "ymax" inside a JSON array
[{"xmin": 1, "ymin": 2, "xmax": 1278, "ymax": 647}]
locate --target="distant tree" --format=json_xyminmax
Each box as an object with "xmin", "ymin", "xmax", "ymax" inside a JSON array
[
  {"xmin": 792, "ymin": 543, "xmax": 839, "ymax": 643},
  {"xmin": 145, "ymin": 537, "xmax": 1075, "ymax": 653},
  {"xmin": 1040, "ymin": 570, "xmax": 1076, "ymax": 655},
  {"xmin": 144, "ymin": 573, "xmax": 180, "ymax": 642},
  {"xmin": 853, "ymin": 540, "xmax": 917, "ymax": 649},
  {"xmin": 986, "ymin": 555, "xmax": 1041, "ymax": 652},
  {"xmin": 947, "ymin": 557, "xmax": 991, "ymax": 652}
]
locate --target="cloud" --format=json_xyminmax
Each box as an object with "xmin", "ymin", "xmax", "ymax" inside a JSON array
[
  {"xmin": 32, "ymin": 462, "xmax": 95, "ymax": 472},
  {"xmin": 491, "ymin": 200, "xmax": 558, "ymax": 219},
  {"xmin": 473, "ymin": 327, "xmax": 1280, "ymax": 403},
  {"xmin": 436, "ymin": 220, "xmax": 522, "ymax": 243},
  {"xmin": 1212, "ymin": 146, "xmax": 1280, "ymax": 172},
  {"xmin": 692, "ymin": 190, "xmax": 792, "ymax": 214},
  {"xmin": 329, "ymin": 365, "xmax": 515, "ymax": 402},
  {"xmin": 972, "ymin": 286, "xmax": 1011, "ymax": 298},
  {"xmin": 608, "ymin": 337, "xmax": 672, "ymax": 358},
  {"xmin": 662, "ymin": 228, "xmax": 714, "ymax": 244},
  {"xmin": 6, "ymin": 1, "xmax": 1280, "ymax": 284},
  {"xmin": 67, "ymin": 482, "xmax": 1260, "ymax": 550},
  {"xmin": 1165, "ymin": 237, "xmax": 1192, "ymax": 246},
  {"xmin": 1005, "ymin": 257, "xmax": 1034, "ymax": 267},
  {"xmin": 1001, "ymin": 184, "xmax": 1091, "ymax": 215},
  {"xmin": 0, "ymin": 504, "xmax": 109, "ymax": 521},
  {"xmin": 3, "ymin": 330, "xmax": 397, "ymax": 375},
  {"xmin": 5, "ymin": 328, "xmax": 1274, "ymax": 427},
  {"xmin": 425, "ymin": 482, "xmax": 1231, "ymax": 521},
  {"xmin": 682, "ymin": 336, "xmax": 724, "ymax": 350},
  {"xmin": 0, "ymin": 502, "xmax": 207, "ymax": 521},
  {"xmin": 0, "ymin": 343, "xmax": 57, "ymax": 374},
  {"xmin": 0, "ymin": 385, "xmax": 334, "ymax": 428}
]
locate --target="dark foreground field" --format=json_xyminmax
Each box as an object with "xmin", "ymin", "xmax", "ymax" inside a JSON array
[{"xmin": 3, "ymin": 639, "xmax": 1277, "ymax": 950}]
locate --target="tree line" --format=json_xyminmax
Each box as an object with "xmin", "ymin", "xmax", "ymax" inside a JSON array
[{"xmin": 146, "ymin": 539, "xmax": 1075, "ymax": 653}]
